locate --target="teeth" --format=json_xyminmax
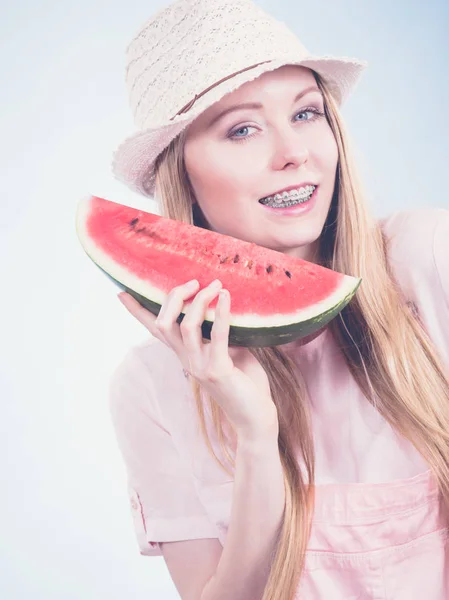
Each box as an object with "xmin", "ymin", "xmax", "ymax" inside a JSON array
[{"xmin": 260, "ymin": 185, "xmax": 316, "ymax": 206}]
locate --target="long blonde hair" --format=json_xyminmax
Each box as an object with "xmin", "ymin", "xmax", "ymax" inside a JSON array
[{"xmin": 148, "ymin": 71, "xmax": 449, "ymax": 600}]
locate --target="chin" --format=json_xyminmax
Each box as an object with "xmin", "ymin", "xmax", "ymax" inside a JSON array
[{"xmin": 269, "ymin": 237, "xmax": 319, "ymax": 257}]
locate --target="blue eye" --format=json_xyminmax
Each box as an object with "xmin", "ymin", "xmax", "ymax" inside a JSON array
[
  {"xmin": 294, "ymin": 110, "xmax": 318, "ymax": 121},
  {"xmin": 228, "ymin": 107, "xmax": 325, "ymax": 143},
  {"xmin": 230, "ymin": 126, "xmax": 252, "ymax": 140}
]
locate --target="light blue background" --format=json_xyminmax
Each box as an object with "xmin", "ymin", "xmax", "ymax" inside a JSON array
[{"xmin": 1, "ymin": 1, "xmax": 448, "ymax": 599}]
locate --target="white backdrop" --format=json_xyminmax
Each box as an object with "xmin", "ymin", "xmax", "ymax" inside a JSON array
[{"xmin": 1, "ymin": 0, "xmax": 448, "ymax": 598}]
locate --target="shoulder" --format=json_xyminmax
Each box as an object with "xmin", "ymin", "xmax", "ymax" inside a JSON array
[
  {"xmin": 108, "ymin": 337, "xmax": 190, "ymax": 429},
  {"xmin": 379, "ymin": 206, "xmax": 446, "ymax": 258},
  {"xmin": 379, "ymin": 207, "xmax": 449, "ymax": 305}
]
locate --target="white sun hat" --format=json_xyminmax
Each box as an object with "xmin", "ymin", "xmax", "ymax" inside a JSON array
[{"xmin": 111, "ymin": 0, "xmax": 367, "ymax": 198}]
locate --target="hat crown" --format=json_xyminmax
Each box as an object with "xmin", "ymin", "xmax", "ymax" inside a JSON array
[{"xmin": 125, "ymin": 0, "xmax": 309, "ymax": 129}]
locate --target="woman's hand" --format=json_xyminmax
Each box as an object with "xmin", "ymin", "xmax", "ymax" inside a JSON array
[{"xmin": 118, "ymin": 279, "xmax": 279, "ymax": 440}]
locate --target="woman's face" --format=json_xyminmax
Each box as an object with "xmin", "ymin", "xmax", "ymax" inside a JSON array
[{"xmin": 184, "ymin": 65, "xmax": 339, "ymax": 262}]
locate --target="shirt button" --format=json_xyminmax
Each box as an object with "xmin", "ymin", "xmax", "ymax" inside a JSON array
[{"xmin": 129, "ymin": 491, "xmax": 139, "ymax": 511}]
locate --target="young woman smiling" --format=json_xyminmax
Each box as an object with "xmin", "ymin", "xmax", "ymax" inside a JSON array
[{"xmin": 109, "ymin": 1, "xmax": 449, "ymax": 598}]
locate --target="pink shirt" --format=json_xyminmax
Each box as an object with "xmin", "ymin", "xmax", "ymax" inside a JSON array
[{"xmin": 109, "ymin": 207, "xmax": 449, "ymax": 598}]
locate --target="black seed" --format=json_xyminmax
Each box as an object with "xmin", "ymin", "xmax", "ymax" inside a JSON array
[
  {"xmin": 233, "ymin": 254, "xmax": 240, "ymax": 263},
  {"xmin": 285, "ymin": 270, "xmax": 292, "ymax": 278},
  {"xmin": 266, "ymin": 265, "xmax": 273, "ymax": 273},
  {"xmin": 129, "ymin": 218, "xmax": 139, "ymax": 227}
]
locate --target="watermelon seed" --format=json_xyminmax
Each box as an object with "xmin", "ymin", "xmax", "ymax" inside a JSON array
[
  {"xmin": 129, "ymin": 218, "xmax": 139, "ymax": 226},
  {"xmin": 219, "ymin": 256, "xmax": 230, "ymax": 264},
  {"xmin": 244, "ymin": 260, "xmax": 254, "ymax": 269},
  {"xmin": 285, "ymin": 270, "xmax": 292, "ymax": 278},
  {"xmin": 266, "ymin": 265, "xmax": 273, "ymax": 274},
  {"xmin": 233, "ymin": 254, "xmax": 240, "ymax": 263}
]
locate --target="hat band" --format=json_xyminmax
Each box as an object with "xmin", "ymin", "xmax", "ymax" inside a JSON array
[{"xmin": 169, "ymin": 60, "xmax": 272, "ymax": 120}]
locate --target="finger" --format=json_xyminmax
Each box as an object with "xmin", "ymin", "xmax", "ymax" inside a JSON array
[
  {"xmin": 180, "ymin": 279, "xmax": 222, "ymax": 369},
  {"xmin": 118, "ymin": 292, "xmax": 174, "ymax": 348},
  {"xmin": 118, "ymin": 292, "xmax": 158, "ymax": 332},
  {"xmin": 209, "ymin": 288, "xmax": 232, "ymax": 368},
  {"xmin": 154, "ymin": 279, "xmax": 200, "ymax": 350},
  {"xmin": 118, "ymin": 281, "xmax": 198, "ymax": 348}
]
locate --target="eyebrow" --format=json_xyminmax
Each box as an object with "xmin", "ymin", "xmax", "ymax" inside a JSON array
[{"xmin": 207, "ymin": 85, "xmax": 323, "ymax": 128}]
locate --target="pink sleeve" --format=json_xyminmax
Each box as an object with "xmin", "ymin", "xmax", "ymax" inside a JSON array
[
  {"xmin": 108, "ymin": 347, "xmax": 219, "ymax": 557},
  {"xmin": 382, "ymin": 207, "xmax": 449, "ymax": 364},
  {"xmin": 433, "ymin": 208, "xmax": 449, "ymax": 309}
]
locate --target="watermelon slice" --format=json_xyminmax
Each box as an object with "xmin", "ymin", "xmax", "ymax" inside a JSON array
[{"xmin": 75, "ymin": 195, "xmax": 361, "ymax": 347}]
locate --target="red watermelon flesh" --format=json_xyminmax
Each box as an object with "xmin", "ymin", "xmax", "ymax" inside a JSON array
[{"xmin": 76, "ymin": 195, "xmax": 361, "ymax": 347}]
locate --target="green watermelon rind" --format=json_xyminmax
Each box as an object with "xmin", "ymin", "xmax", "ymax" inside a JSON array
[{"xmin": 96, "ymin": 263, "xmax": 361, "ymax": 348}]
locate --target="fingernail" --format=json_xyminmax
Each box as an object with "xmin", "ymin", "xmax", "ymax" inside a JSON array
[
  {"xmin": 210, "ymin": 279, "xmax": 222, "ymax": 288},
  {"xmin": 187, "ymin": 279, "xmax": 199, "ymax": 288}
]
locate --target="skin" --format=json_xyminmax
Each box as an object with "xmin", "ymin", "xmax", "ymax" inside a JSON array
[
  {"xmin": 184, "ymin": 64, "xmax": 339, "ymax": 262},
  {"xmin": 119, "ymin": 65, "xmax": 338, "ymax": 434},
  {"xmin": 117, "ymin": 65, "xmax": 340, "ymax": 594}
]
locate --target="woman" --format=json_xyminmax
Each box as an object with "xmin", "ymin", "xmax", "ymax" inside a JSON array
[{"xmin": 109, "ymin": 0, "xmax": 449, "ymax": 598}]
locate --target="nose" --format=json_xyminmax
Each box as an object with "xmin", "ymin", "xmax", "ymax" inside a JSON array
[{"xmin": 270, "ymin": 128, "xmax": 309, "ymax": 171}]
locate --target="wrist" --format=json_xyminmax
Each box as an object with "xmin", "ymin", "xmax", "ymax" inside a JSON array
[{"xmin": 236, "ymin": 416, "xmax": 279, "ymax": 451}]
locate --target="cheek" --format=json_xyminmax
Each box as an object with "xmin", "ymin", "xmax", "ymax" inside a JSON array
[
  {"xmin": 183, "ymin": 139, "xmax": 242, "ymax": 228},
  {"xmin": 185, "ymin": 137, "xmax": 250, "ymax": 196},
  {"xmin": 315, "ymin": 127, "xmax": 339, "ymax": 171}
]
